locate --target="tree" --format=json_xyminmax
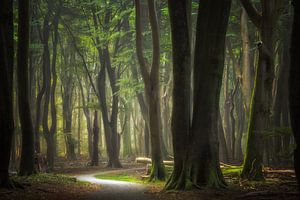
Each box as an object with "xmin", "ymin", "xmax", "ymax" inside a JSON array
[
  {"xmin": 18, "ymin": 0, "xmax": 36, "ymax": 176},
  {"xmin": 0, "ymin": 0, "xmax": 14, "ymax": 188},
  {"xmin": 135, "ymin": 0, "xmax": 166, "ymax": 181},
  {"xmin": 240, "ymin": 0, "xmax": 280, "ymax": 180},
  {"xmin": 166, "ymin": 0, "xmax": 232, "ymax": 189},
  {"xmin": 289, "ymin": 0, "xmax": 300, "ymax": 189},
  {"xmin": 166, "ymin": 0, "xmax": 191, "ymax": 189},
  {"xmin": 91, "ymin": 111, "xmax": 99, "ymax": 166}
]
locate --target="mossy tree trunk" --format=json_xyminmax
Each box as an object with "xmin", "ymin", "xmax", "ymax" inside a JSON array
[{"xmin": 240, "ymin": 0, "xmax": 280, "ymax": 180}]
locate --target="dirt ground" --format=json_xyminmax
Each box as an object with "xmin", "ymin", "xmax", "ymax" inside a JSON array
[{"xmin": 1, "ymin": 158, "xmax": 299, "ymax": 200}]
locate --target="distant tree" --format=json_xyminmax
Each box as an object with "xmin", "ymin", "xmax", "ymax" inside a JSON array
[
  {"xmin": 91, "ymin": 111, "xmax": 99, "ymax": 166},
  {"xmin": 135, "ymin": 0, "xmax": 166, "ymax": 181}
]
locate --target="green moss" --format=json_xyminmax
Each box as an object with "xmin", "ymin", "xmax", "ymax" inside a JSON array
[
  {"xmin": 221, "ymin": 165, "xmax": 243, "ymax": 176},
  {"xmin": 11, "ymin": 173, "xmax": 80, "ymax": 185}
]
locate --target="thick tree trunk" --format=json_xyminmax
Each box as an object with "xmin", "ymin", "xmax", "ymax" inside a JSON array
[
  {"xmin": 166, "ymin": 0, "xmax": 231, "ymax": 190},
  {"xmin": 165, "ymin": 0, "xmax": 191, "ymax": 190},
  {"xmin": 0, "ymin": 0, "xmax": 14, "ymax": 188},
  {"xmin": 18, "ymin": 0, "xmax": 36, "ymax": 176},
  {"xmin": 289, "ymin": 0, "xmax": 300, "ymax": 189},
  {"xmin": 187, "ymin": 0, "xmax": 231, "ymax": 188},
  {"xmin": 240, "ymin": 0, "xmax": 279, "ymax": 180}
]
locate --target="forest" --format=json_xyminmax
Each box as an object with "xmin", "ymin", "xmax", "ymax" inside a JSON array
[{"xmin": 0, "ymin": 0, "xmax": 300, "ymax": 200}]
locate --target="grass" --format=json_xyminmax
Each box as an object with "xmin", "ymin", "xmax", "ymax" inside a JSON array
[
  {"xmin": 94, "ymin": 164, "xmax": 243, "ymax": 188},
  {"xmin": 95, "ymin": 173, "xmax": 144, "ymax": 184},
  {"xmin": 95, "ymin": 173, "xmax": 167, "ymax": 188}
]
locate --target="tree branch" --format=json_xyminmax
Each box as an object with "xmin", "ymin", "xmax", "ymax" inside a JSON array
[
  {"xmin": 240, "ymin": 0, "xmax": 262, "ymax": 28},
  {"xmin": 135, "ymin": 0, "xmax": 150, "ymax": 86}
]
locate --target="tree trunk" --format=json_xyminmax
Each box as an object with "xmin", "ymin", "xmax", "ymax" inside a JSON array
[
  {"xmin": 235, "ymin": 91, "xmax": 245, "ymax": 162},
  {"xmin": 121, "ymin": 101, "xmax": 132, "ymax": 157},
  {"xmin": 166, "ymin": 0, "xmax": 231, "ymax": 189},
  {"xmin": 218, "ymin": 111, "xmax": 229, "ymax": 163},
  {"xmin": 240, "ymin": 7, "xmax": 253, "ymax": 114},
  {"xmin": 62, "ymin": 81, "xmax": 76, "ymax": 160},
  {"xmin": 187, "ymin": 0, "xmax": 231, "ymax": 188},
  {"xmin": 0, "ymin": 0, "xmax": 14, "ymax": 188},
  {"xmin": 135, "ymin": 0, "xmax": 166, "ymax": 181},
  {"xmin": 18, "ymin": 0, "xmax": 36, "ymax": 176},
  {"xmin": 91, "ymin": 111, "xmax": 99, "ymax": 166},
  {"xmin": 41, "ymin": 0, "xmax": 54, "ymax": 170},
  {"xmin": 130, "ymin": 64, "xmax": 150, "ymax": 157},
  {"xmin": 224, "ymin": 65, "xmax": 232, "ymax": 158},
  {"xmin": 165, "ymin": 0, "xmax": 191, "ymax": 190},
  {"xmin": 240, "ymin": 0, "xmax": 280, "ymax": 180},
  {"xmin": 289, "ymin": 0, "xmax": 300, "ymax": 189},
  {"xmin": 77, "ymin": 95, "xmax": 81, "ymax": 156}
]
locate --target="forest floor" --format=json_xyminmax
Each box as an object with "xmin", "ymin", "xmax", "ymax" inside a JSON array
[{"xmin": 1, "ymin": 157, "xmax": 300, "ymax": 200}]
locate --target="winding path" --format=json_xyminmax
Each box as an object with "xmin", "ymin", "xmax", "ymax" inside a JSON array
[{"xmin": 76, "ymin": 168, "xmax": 158, "ymax": 200}]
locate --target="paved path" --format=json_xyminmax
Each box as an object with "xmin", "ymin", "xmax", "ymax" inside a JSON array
[{"xmin": 76, "ymin": 168, "xmax": 158, "ymax": 200}]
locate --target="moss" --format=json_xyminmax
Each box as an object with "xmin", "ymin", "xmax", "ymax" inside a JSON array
[
  {"xmin": 222, "ymin": 165, "xmax": 243, "ymax": 176},
  {"xmin": 149, "ymin": 160, "xmax": 166, "ymax": 181},
  {"xmin": 11, "ymin": 173, "xmax": 81, "ymax": 185}
]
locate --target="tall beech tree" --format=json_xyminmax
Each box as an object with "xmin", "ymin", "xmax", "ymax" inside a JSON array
[
  {"xmin": 240, "ymin": 0, "xmax": 280, "ymax": 180},
  {"xmin": 166, "ymin": 0, "xmax": 232, "ymax": 189},
  {"xmin": 166, "ymin": 0, "xmax": 191, "ymax": 189},
  {"xmin": 18, "ymin": 0, "xmax": 35, "ymax": 176},
  {"xmin": 0, "ymin": 0, "xmax": 14, "ymax": 188},
  {"xmin": 135, "ymin": 0, "xmax": 166, "ymax": 180},
  {"xmin": 289, "ymin": 0, "xmax": 300, "ymax": 189}
]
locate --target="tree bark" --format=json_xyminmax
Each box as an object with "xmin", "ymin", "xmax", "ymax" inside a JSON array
[
  {"xmin": 166, "ymin": 0, "xmax": 231, "ymax": 189},
  {"xmin": 289, "ymin": 0, "xmax": 300, "ymax": 189},
  {"xmin": 0, "ymin": 0, "xmax": 14, "ymax": 188},
  {"xmin": 240, "ymin": 0, "xmax": 280, "ymax": 180},
  {"xmin": 240, "ymin": 7, "xmax": 254, "ymax": 114},
  {"xmin": 187, "ymin": 0, "xmax": 231, "ymax": 188},
  {"xmin": 135, "ymin": 0, "xmax": 166, "ymax": 181},
  {"xmin": 91, "ymin": 111, "xmax": 99, "ymax": 166},
  {"xmin": 18, "ymin": 0, "xmax": 36, "ymax": 176},
  {"xmin": 165, "ymin": 0, "xmax": 191, "ymax": 190}
]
